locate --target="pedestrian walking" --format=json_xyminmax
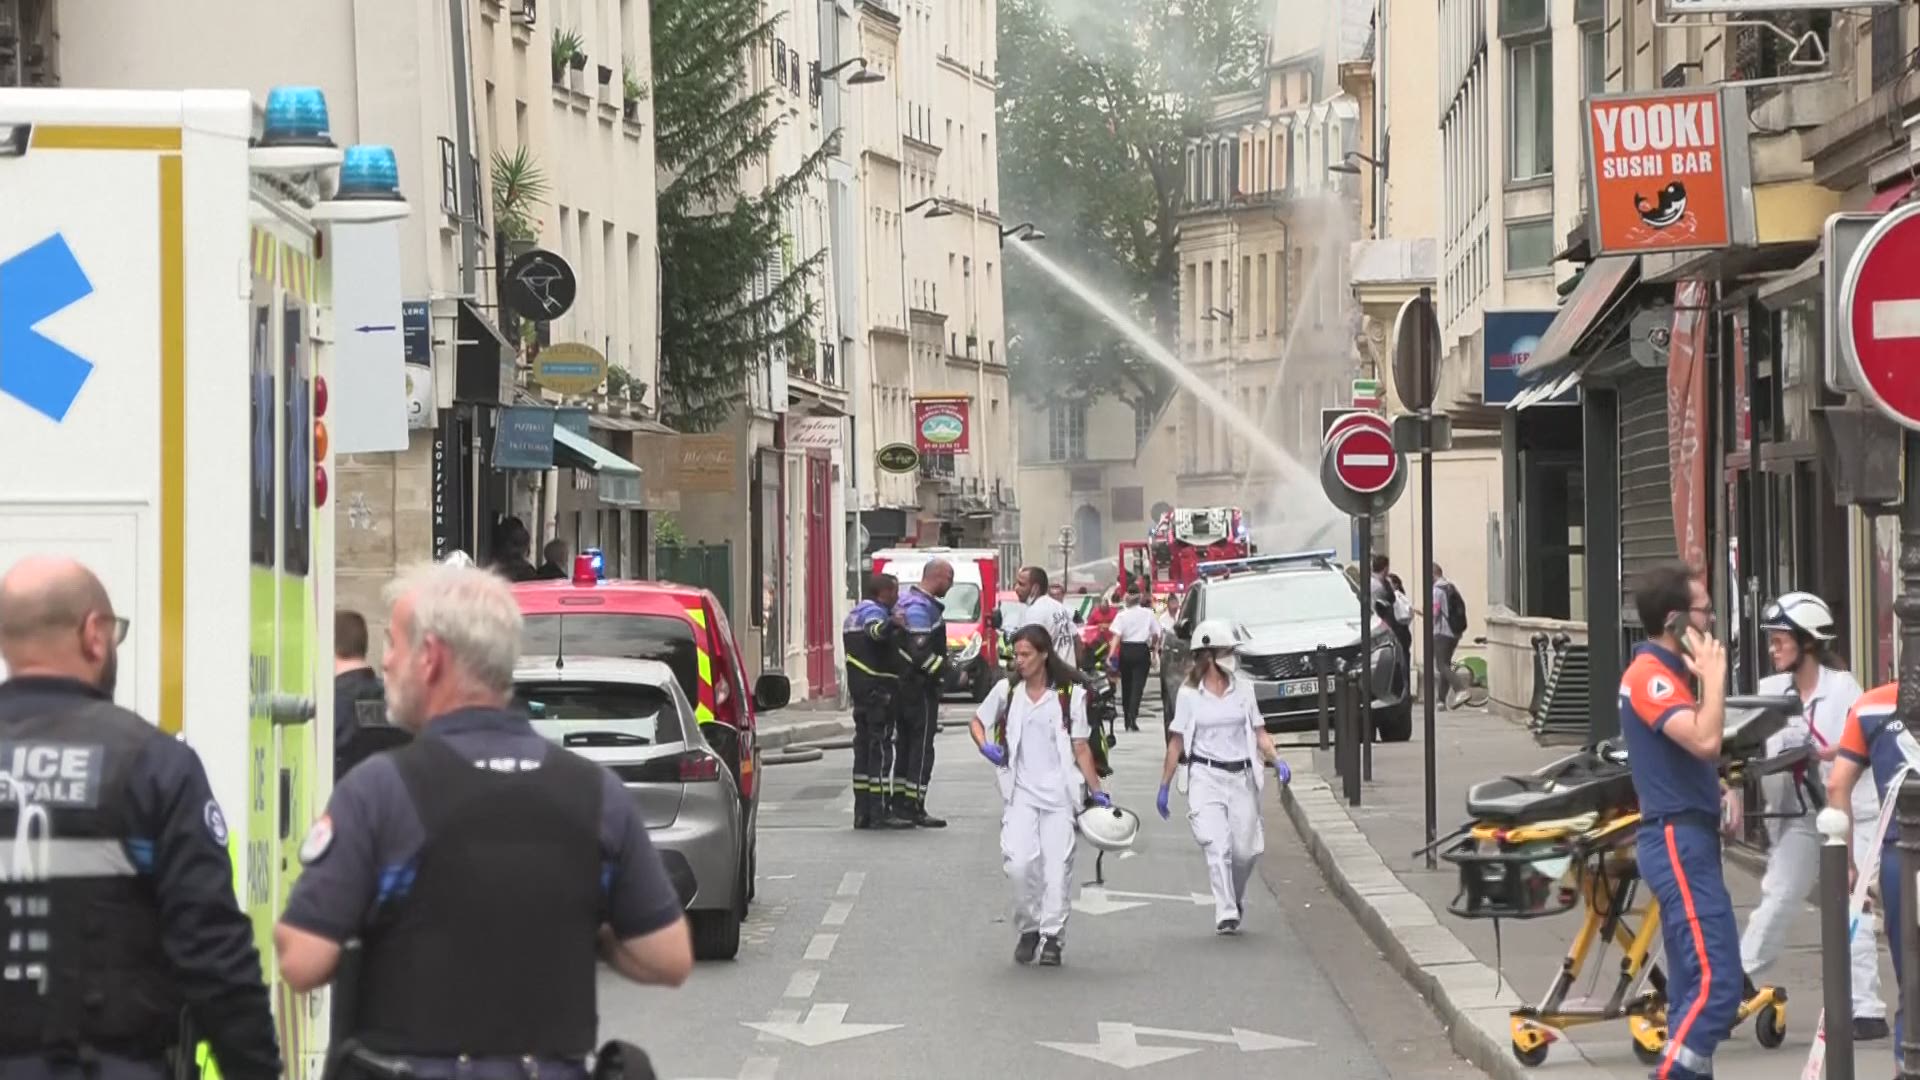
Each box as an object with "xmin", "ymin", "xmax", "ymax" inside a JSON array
[
  {"xmin": 0, "ymin": 555, "xmax": 282, "ymax": 1080},
  {"xmin": 275, "ymin": 561, "xmax": 692, "ymax": 1079},
  {"xmin": 1736, "ymin": 591, "xmax": 1886, "ymax": 1037},
  {"xmin": 1429, "ymin": 564, "xmax": 1462, "ymax": 708},
  {"xmin": 1011, "ymin": 565, "xmax": 1077, "ymax": 667},
  {"xmin": 1108, "ymin": 591, "xmax": 1159, "ymax": 732},
  {"xmin": 1371, "ymin": 557, "xmax": 1412, "ymax": 654},
  {"xmin": 892, "ymin": 559, "xmax": 952, "ymax": 828},
  {"xmin": 843, "ymin": 573, "xmax": 914, "ymax": 830},
  {"xmin": 968, "ymin": 624, "xmax": 1111, "ymax": 967},
  {"xmin": 1155, "ymin": 619, "xmax": 1281, "ymax": 935},
  {"xmin": 534, "ymin": 539, "xmax": 571, "ymax": 581},
  {"xmin": 1619, "ymin": 562, "xmax": 1739, "ymax": 1080},
  {"xmin": 334, "ymin": 610, "xmax": 389, "ymax": 774}
]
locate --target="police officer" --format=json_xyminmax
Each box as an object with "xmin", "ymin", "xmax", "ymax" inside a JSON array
[
  {"xmin": 1619, "ymin": 561, "xmax": 1738, "ymax": 1080},
  {"xmin": 893, "ymin": 559, "xmax": 952, "ymax": 829},
  {"xmin": 274, "ymin": 561, "xmax": 692, "ymax": 1080},
  {"xmin": 0, "ymin": 556, "xmax": 281, "ymax": 1080},
  {"xmin": 843, "ymin": 573, "xmax": 913, "ymax": 830}
]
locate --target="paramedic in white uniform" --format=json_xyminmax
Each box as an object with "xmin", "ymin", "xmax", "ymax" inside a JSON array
[
  {"xmin": 969, "ymin": 622, "xmax": 1109, "ymax": 967},
  {"xmin": 1737, "ymin": 591, "xmax": 1885, "ymax": 1039},
  {"xmin": 1156, "ymin": 618, "xmax": 1280, "ymax": 934}
]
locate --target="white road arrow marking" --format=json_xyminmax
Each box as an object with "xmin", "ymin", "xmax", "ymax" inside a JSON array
[
  {"xmin": 1071, "ymin": 887, "xmax": 1150, "ymax": 916},
  {"xmin": 1130, "ymin": 1024, "xmax": 1315, "ymax": 1052},
  {"xmin": 741, "ymin": 1003, "xmax": 902, "ymax": 1048},
  {"xmin": 1039, "ymin": 1022, "xmax": 1201, "ymax": 1070},
  {"xmin": 1102, "ymin": 887, "xmax": 1216, "ymax": 905},
  {"xmin": 1874, "ymin": 299, "xmax": 1920, "ymax": 341}
]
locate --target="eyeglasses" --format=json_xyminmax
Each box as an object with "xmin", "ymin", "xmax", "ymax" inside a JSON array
[{"xmin": 106, "ymin": 615, "xmax": 129, "ymax": 644}]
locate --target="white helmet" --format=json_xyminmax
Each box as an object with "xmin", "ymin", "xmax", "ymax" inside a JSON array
[
  {"xmin": 1075, "ymin": 804, "xmax": 1141, "ymax": 852},
  {"xmin": 1761, "ymin": 591, "xmax": 1836, "ymax": 643},
  {"xmin": 1191, "ymin": 618, "xmax": 1245, "ymax": 651}
]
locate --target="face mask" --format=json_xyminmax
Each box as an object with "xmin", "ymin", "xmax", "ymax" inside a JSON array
[{"xmin": 1215, "ymin": 654, "xmax": 1238, "ymax": 675}]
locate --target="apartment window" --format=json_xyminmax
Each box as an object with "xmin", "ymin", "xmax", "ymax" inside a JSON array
[
  {"xmin": 1048, "ymin": 401, "xmax": 1087, "ymax": 462},
  {"xmin": 1506, "ymin": 217, "xmax": 1554, "ymax": 274},
  {"xmin": 1499, "ymin": 0, "xmax": 1549, "ymax": 35},
  {"xmin": 1582, "ymin": 28, "xmax": 1606, "ymax": 98},
  {"xmin": 1134, "ymin": 403, "xmax": 1153, "ymax": 448},
  {"xmin": 1507, "ymin": 39, "xmax": 1553, "ymax": 182},
  {"xmin": 1239, "ymin": 256, "xmax": 1252, "ymax": 338},
  {"xmin": 1255, "ymin": 255, "xmax": 1269, "ymax": 337}
]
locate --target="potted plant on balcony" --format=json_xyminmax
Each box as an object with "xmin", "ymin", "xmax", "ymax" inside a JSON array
[
  {"xmin": 622, "ymin": 61, "xmax": 647, "ymax": 121},
  {"xmin": 491, "ymin": 145, "xmax": 550, "ymax": 259},
  {"xmin": 550, "ymin": 27, "xmax": 581, "ymax": 84}
]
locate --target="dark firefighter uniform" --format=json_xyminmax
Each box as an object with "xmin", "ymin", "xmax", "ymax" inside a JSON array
[
  {"xmin": 1836, "ymin": 683, "xmax": 1914, "ymax": 1062},
  {"xmin": 280, "ymin": 707, "xmax": 684, "ymax": 1079},
  {"xmin": 0, "ymin": 676, "xmax": 281, "ymax": 1080},
  {"xmin": 842, "ymin": 598, "xmax": 913, "ymax": 828},
  {"xmin": 894, "ymin": 584, "xmax": 947, "ymax": 825},
  {"xmin": 1618, "ymin": 643, "xmax": 1741, "ymax": 1080}
]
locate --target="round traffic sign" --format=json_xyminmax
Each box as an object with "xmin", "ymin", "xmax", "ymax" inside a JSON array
[
  {"xmin": 1324, "ymin": 409, "xmax": 1390, "ymax": 448},
  {"xmin": 1330, "ymin": 426, "xmax": 1399, "ymax": 494},
  {"xmin": 1842, "ymin": 204, "xmax": 1920, "ymax": 430}
]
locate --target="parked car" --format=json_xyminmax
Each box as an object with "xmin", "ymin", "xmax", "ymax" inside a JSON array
[
  {"xmin": 512, "ymin": 576, "xmax": 791, "ymax": 908},
  {"xmin": 513, "ymin": 657, "xmax": 747, "ymax": 960},
  {"xmin": 1158, "ymin": 552, "xmax": 1412, "ymax": 741}
]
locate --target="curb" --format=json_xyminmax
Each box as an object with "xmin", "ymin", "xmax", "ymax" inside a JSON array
[
  {"xmin": 757, "ymin": 717, "xmax": 855, "ymax": 751},
  {"xmin": 1276, "ymin": 752, "xmax": 1614, "ymax": 1080}
]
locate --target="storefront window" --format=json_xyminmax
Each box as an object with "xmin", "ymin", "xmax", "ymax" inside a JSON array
[{"xmin": 756, "ymin": 449, "xmax": 785, "ymax": 671}]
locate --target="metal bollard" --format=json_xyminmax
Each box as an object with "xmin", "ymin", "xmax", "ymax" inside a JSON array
[
  {"xmin": 1900, "ymin": 774, "xmax": 1920, "ymax": 1078},
  {"xmin": 1334, "ymin": 664, "xmax": 1351, "ymax": 779},
  {"xmin": 1817, "ymin": 807, "xmax": 1856, "ymax": 1080},
  {"xmin": 1344, "ymin": 671, "xmax": 1363, "ymax": 808},
  {"xmin": 1316, "ymin": 645, "xmax": 1332, "ymax": 752},
  {"xmin": 1361, "ymin": 663, "xmax": 1374, "ymax": 783}
]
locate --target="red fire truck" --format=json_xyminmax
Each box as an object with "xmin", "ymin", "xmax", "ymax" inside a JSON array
[{"xmin": 1118, "ymin": 506, "xmax": 1252, "ymax": 607}]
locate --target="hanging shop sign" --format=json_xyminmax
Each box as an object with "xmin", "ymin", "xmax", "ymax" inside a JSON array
[
  {"xmin": 789, "ymin": 416, "xmax": 842, "ymax": 451},
  {"xmin": 503, "ymin": 247, "xmax": 578, "ymax": 322},
  {"xmin": 913, "ymin": 394, "xmax": 971, "ymax": 454},
  {"xmin": 1584, "ymin": 86, "xmax": 1756, "ymax": 256},
  {"xmin": 1482, "ymin": 310, "xmax": 1570, "ymax": 407},
  {"xmin": 876, "ymin": 442, "xmax": 921, "ymax": 474},
  {"xmin": 533, "ymin": 342, "xmax": 608, "ymax": 396}
]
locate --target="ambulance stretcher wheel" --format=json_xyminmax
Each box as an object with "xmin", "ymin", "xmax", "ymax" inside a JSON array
[
  {"xmin": 1632, "ymin": 1039, "xmax": 1663, "ymax": 1066},
  {"xmin": 1754, "ymin": 1003, "xmax": 1786, "ymax": 1049},
  {"xmin": 1510, "ymin": 1039, "xmax": 1549, "ymax": 1068}
]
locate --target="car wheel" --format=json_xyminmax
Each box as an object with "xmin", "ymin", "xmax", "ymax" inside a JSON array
[
  {"xmin": 1376, "ymin": 700, "xmax": 1414, "ymax": 743},
  {"xmin": 691, "ymin": 908, "xmax": 742, "ymax": 961},
  {"xmin": 743, "ymin": 833, "xmax": 757, "ymax": 906}
]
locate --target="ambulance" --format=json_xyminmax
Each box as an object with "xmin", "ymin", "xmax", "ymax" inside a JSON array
[{"xmin": 0, "ymin": 86, "xmax": 410, "ymax": 1080}]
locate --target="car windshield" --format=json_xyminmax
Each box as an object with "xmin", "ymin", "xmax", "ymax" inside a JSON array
[
  {"xmin": 996, "ymin": 599, "xmax": 1027, "ymax": 627},
  {"xmin": 1205, "ymin": 572, "xmax": 1358, "ymax": 628},
  {"xmin": 941, "ymin": 582, "xmax": 982, "ymax": 622},
  {"xmin": 521, "ymin": 614, "xmax": 699, "ymax": 703},
  {"xmin": 513, "ymin": 681, "xmax": 681, "ymax": 747}
]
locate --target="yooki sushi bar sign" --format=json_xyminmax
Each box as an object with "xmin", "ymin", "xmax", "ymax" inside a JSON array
[{"xmin": 1584, "ymin": 87, "xmax": 1756, "ymax": 256}]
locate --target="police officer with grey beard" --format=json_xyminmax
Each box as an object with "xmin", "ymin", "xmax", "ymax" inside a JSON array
[{"xmin": 0, "ymin": 556, "xmax": 280, "ymax": 1080}]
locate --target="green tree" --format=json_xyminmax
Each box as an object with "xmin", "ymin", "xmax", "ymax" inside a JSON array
[
  {"xmin": 998, "ymin": 0, "xmax": 1266, "ymax": 412},
  {"xmin": 651, "ymin": 0, "xmax": 832, "ymax": 431}
]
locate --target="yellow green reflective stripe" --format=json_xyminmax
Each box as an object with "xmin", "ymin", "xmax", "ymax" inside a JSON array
[{"xmin": 847, "ymin": 657, "xmax": 897, "ymax": 678}]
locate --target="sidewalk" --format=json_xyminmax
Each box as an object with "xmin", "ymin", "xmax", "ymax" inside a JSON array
[{"xmin": 1273, "ymin": 708, "xmax": 1894, "ymax": 1080}]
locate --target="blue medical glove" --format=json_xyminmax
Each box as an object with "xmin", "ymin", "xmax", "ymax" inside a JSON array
[
  {"xmin": 1156, "ymin": 783, "xmax": 1171, "ymax": 820},
  {"xmin": 1274, "ymin": 759, "xmax": 1291, "ymax": 784},
  {"xmin": 1088, "ymin": 790, "xmax": 1112, "ymax": 809},
  {"xmin": 980, "ymin": 742, "xmax": 1007, "ymax": 768}
]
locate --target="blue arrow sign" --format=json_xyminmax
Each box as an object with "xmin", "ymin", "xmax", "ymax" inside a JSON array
[
  {"xmin": 0, "ymin": 234, "xmax": 95, "ymax": 421},
  {"xmin": 355, "ymin": 324, "xmax": 397, "ymax": 334}
]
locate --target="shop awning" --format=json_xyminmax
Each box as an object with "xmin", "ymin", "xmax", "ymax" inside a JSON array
[
  {"xmin": 1870, "ymin": 176, "xmax": 1915, "ymax": 213},
  {"xmin": 554, "ymin": 424, "xmax": 644, "ymax": 508},
  {"xmin": 1515, "ymin": 255, "xmax": 1641, "ymax": 385}
]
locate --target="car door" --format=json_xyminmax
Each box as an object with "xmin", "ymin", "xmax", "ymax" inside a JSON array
[{"xmin": 1160, "ymin": 587, "xmax": 1201, "ymax": 706}]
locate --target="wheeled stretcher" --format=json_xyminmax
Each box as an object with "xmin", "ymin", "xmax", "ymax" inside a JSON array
[{"xmin": 1438, "ymin": 695, "xmax": 1809, "ymax": 1068}]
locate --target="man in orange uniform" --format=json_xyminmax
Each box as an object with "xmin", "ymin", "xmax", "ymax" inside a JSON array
[{"xmin": 1617, "ymin": 562, "xmax": 1737, "ymax": 1080}]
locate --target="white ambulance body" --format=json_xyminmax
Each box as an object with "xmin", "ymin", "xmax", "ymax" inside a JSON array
[{"xmin": 0, "ymin": 87, "xmax": 386, "ymax": 1079}]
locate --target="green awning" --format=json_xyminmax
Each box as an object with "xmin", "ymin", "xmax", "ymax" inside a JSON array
[{"xmin": 554, "ymin": 424, "xmax": 643, "ymax": 508}]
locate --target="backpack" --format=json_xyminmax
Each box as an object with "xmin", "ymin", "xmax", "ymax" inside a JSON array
[
  {"xmin": 1444, "ymin": 583, "xmax": 1468, "ymax": 636},
  {"xmin": 993, "ymin": 678, "xmax": 1113, "ymax": 779}
]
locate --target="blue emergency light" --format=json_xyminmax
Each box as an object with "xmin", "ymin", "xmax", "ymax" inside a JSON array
[
  {"xmin": 584, "ymin": 547, "xmax": 606, "ymax": 580},
  {"xmin": 1196, "ymin": 549, "xmax": 1337, "ymax": 577},
  {"xmin": 335, "ymin": 145, "xmax": 404, "ymax": 201},
  {"xmin": 260, "ymin": 87, "xmax": 334, "ymax": 147}
]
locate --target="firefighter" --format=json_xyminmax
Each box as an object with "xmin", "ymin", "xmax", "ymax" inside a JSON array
[
  {"xmin": 1618, "ymin": 561, "xmax": 1739, "ymax": 1080},
  {"xmin": 843, "ymin": 573, "xmax": 914, "ymax": 830},
  {"xmin": 0, "ymin": 556, "xmax": 281, "ymax": 1080},
  {"xmin": 893, "ymin": 559, "xmax": 952, "ymax": 828},
  {"xmin": 274, "ymin": 562, "xmax": 691, "ymax": 1080}
]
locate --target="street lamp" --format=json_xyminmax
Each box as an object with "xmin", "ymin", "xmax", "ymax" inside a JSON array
[
  {"xmin": 1327, "ymin": 150, "xmax": 1387, "ymax": 175},
  {"xmin": 905, "ymin": 197, "xmax": 953, "ymax": 219},
  {"xmin": 999, "ymin": 222, "xmax": 1047, "ymax": 243},
  {"xmin": 821, "ymin": 57, "xmax": 886, "ymax": 85}
]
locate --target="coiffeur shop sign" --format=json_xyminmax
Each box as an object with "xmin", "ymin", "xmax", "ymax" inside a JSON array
[
  {"xmin": 1584, "ymin": 87, "xmax": 1756, "ymax": 256},
  {"xmin": 913, "ymin": 394, "xmax": 970, "ymax": 454}
]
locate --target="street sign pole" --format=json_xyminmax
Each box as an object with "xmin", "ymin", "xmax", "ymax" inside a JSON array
[
  {"xmin": 1358, "ymin": 516, "xmax": 1373, "ymax": 786},
  {"xmin": 1393, "ymin": 285, "xmax": 1443, "ymax": 869}
]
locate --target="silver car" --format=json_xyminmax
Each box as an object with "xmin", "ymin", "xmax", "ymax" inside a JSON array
[{"xmin": 513, "ymin": 656, "xmax": 747, "ymax": 961}]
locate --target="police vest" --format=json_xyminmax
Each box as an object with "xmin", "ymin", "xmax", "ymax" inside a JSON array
[
  {"xmin": 0, "ymin": 698, "xmax": 182, "ymax": 1060},
  {"xmin": 353, "ymin": 735, "xmax": 606, "ymax": 1058},
  {"xmin": 842, "ymin": 602, "xmax": 901, "ymax": 702}
]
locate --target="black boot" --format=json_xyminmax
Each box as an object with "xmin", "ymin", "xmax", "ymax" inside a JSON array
[
  {"xmin": 908, "ymin": 799, "xmax": 948, "ymax": 828},
  {"xmin": 874, "ymin": 795, "xmax": 916, "ymax": 829},
  {"xmin": 852, "ymin": 787, "xmax": 871, "ymax": 830}
]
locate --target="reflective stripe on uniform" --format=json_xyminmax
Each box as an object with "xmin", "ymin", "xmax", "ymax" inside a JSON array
[
  {"xmin": 0, "ymin": 838, "xmax": 139, "ymax": 878},
  {"xmin": 847, "ymin": 657, "xmax": 897, "ymax": 678}
]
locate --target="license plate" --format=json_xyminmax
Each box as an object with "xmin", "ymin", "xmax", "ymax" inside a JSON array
[{"xmin": 1278, "ymin": 677, "xmax": 1320, "ymax": 698}]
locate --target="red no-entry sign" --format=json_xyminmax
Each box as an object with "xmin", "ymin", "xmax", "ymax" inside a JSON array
[
  {"xmin": 1842, "ymin": 203, "xmax": 1920, "ymax": 430},
  {"xmin": 1331, "ymin": 426, "xmax": 1398, "ymax": 494}
]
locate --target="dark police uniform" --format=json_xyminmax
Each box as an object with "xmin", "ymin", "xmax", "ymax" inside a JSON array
[
  {"xmin": 893, "ymin": 585, "xmax": 946, "ymax": 821},
  {"xmin": 1617, "ymin": 643, "xmax": 1740, "ymax": 1080},
  {"xmin": 0, "ymin": 676, "xmax": 280, "ymax": 1080},
  {"xmin": 842, "ymin": 598, "xmax": 911, "ymax": 827},
  {"xmin": 280, "ymin": 707, "xmax": 684, "ymax": 1079},
  {"xmin": 1836, "ymin": 682, "xmax": 1914, "ymax": 1062}
]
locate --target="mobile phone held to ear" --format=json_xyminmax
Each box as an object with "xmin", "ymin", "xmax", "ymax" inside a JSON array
[{"xmin": 1667, "ymin": 612, "xmax": 1693, "ymax": 657}]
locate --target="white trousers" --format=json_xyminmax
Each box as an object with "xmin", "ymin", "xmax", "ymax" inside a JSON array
[
  {"xmin": 1002, "ymin": 794, "xmax": 1077, "ymax": 938},
  {"xmin": 1187, "ymin": 762, "xmax": 1265, "ymax": 924},
  {"xmin": 1740, "ymin": 808, "xmax": 1884, "ymax": 1018}
]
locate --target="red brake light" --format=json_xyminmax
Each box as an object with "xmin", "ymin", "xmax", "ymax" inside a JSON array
[
  {"xmin": 678, "ymin": 750, "xmax": 722, "ymax": 782},
  {"xmin": 573, "ymin": 554, "xmax": 597, "ymax": 586}
]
